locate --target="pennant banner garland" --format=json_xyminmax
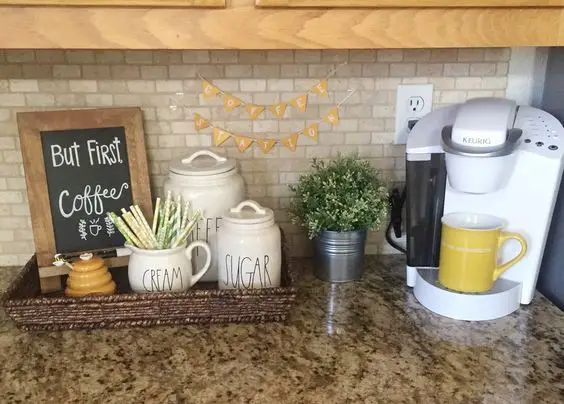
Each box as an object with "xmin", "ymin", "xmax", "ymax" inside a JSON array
[
  {"xmin": 202, "ymin": 80, "xmax": 221, "ymax": 98},
  {"xmin": 322, "ymin": 107, "xmax": 340, "ymax": 126},
  {"xmin": 194, "ymin": 101, "xmax": 345, "ymax": 154},
  {"xmin": 199, "ymin": 75, "xmax": 331, "ymax": 119},
  {"xmin": 281, "ymin": 132, "xmax": 299, "ymax": 152},
  {"xmin": 304, "ymin": 123, "xmax": 319, "ymax": 141},
  {"xmin": 311, "ymin": 80, "xmax": 328, "ymax": 97},
  {"xmin": 290, "ymin": 94, "xmax": 308, "ymax": 113},
  {"xmin": 245, "ymin": 104, "xmax": 265, "ymax": 120},
  {"xmin": 223, "ymin": 94, "xmax": 242, "ymax": 112},
  {"xmin": 194, "ymin": 66, "xmax": 356, "ymax": 154},
  {"xmin": 256, "ymin": 138, "xmax": 277, "ymax": 154},
  {"xmin": 194, "ymin": 113, "xmax": 210, "ymax": 132},
  {"xmin": 213, "ymin": 127, "xmax": 231, "ymax": 146},
  {"xmin": 269, "ymin": 102, "xmax": 287, "ymax": 120}
]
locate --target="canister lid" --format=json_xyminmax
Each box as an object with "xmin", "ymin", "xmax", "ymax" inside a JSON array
[
  {"xmin": 169, "ymin": 150, "xmax": 236, "ymax": 176},
  {"xmin": 224, "ymin": 200, "xmax": 275, "ymax": 225}
]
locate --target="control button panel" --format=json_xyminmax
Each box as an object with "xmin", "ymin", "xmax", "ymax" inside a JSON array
[{"xmin": 515, "ymin": 106, "xmax": 564, "ymax": 159}]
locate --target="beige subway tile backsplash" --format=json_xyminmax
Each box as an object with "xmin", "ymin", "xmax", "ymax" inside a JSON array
[{"xmin": 0, "ymin": 48, "xmax": 511, "ymax": 264}]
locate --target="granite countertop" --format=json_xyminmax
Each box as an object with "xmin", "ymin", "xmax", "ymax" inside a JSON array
[{"xmin": 1, "ymin": 256, "xmax": 563, "ymax": 403}]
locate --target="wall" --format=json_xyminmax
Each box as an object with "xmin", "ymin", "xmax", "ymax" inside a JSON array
[{"xmin": 0, "ymin": 48, "xmax": 510, "ymax": 265}]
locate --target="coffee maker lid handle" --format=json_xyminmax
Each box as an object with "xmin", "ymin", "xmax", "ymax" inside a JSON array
[{"xmin": 441, "ymin": 126, "xmax": 522, "ymax": 157}]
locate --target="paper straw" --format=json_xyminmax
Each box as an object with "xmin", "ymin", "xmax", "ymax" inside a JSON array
[
  {"xmin": 180, "ymin": 200, "xmax": 191, "ymax": 231},
  {"xmin": 175, "ymin": 194, "xmax": 182, "ymax": 242},
  {"xmin": 122, "ymin": 211, "xmax": 151, "ymax": 249},
  {"xmin": 133, "ymin": 205, "xmax": 158, "ymax": 247},
  {"xmin": 107, "ymin": 212, "xmax": 141, "ymax": 248},
  {"xmin": 127, "ymin": 211, "xmax": 155, "ymax": 249},
  {"xmin": 172, "ymin": 211, "xmax": 201, "ymax": 248},
  {"xmin": 157, "ymin": 191, "xmax": 173, "ymax": 248},
  {"xmin": 152, "ymin": 197, "xmax": 161, "ymax": 234},
  {"xmin": 157, "ymin": 197, "xmax": 166, "ymax": 239}
]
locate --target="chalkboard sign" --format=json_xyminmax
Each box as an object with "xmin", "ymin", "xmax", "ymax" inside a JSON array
[
  {"xmin": 17, "ymin": 108, "xmax": 152, "ymax": 267},
  {"xmin": 40, "ymin": 126, "xmax": 133, "ymax": 253}
]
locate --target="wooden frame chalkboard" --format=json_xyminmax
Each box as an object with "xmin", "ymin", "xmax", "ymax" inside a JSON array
[{"xmin": 17, "ymin": 107, "xmax": 152, "ymax": 268}]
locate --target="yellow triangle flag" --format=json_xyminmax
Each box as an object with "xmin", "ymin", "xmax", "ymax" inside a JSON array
[
  {"xmin": 268, "ymin": 102, "xmax": 287, "ymax": 120},
  {"xmin": 290, "ymin": 94, "xmax": 308, "ymax": 113},
  {"xmin": 213, "ymin": 127, "xmax": 231, "ymax": 146},
  {"xmin": 245, "ymin": 104, "xmax": 265, "ymax": 120},
  {"xmin": 223, "ymin": 94, "xmax": 242, "ymax": 112},
  {"xmin": 281, "ymin": 133, "xmax": 299, "ymax": 152},
  {"xmin": 234, "ymin": 136, "xmax": 253, "ymax": 153},
  {"xmin": 256, "ymin": 138, "xmax": 277, "ymax": 154},
  {"xmin": 311, "ymin": 80, "xmax": 328, "ymax": 97},
  {"xmin": 304, "ymin": 123, "xmax": 319, "ymax": 141},
  {"xmin": 323, "ymin": 107, "xmax": 340, "ymax": 126},
  {"xmin": 202, "ymin": 80, "xmax": 220, "ymax": 98},
  {"xmin": 193, "ymin": 113, "xmax": 210, "ymax": 132}
]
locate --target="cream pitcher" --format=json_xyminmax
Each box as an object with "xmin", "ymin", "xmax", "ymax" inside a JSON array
[{"xmin": 127, "ymin": 241, "xmax": 211, "ymax": 293}]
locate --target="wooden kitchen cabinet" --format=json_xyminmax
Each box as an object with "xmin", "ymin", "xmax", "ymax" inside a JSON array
[
  {"xmin": 256, "ymin": 0, "xmax": 564, "ymax": 7},
  {"xmin": 0, "ymin": 0, "xmax": 562, "ymax": 49},
  {"xmin": 0, "ymin": 0, "xmax": 225, "ymax": 6}
]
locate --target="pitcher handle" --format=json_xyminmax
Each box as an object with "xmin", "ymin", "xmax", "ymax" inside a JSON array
[
  {"xmin": 493, "ymin": 231, "xmax": 528, "ymax": 281},
  {"xmin": 185, "ymin": 241, "xmax": 211, "ymax": 285},
  {"xmin": 182, "ymin": 150, "xmax": 226, "ymax": 165}
]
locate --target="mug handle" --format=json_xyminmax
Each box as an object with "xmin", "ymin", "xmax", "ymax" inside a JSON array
[
  {"xmin": 493, "ymin": 231, "xmax": 528, "ymax": 281},
  {"xmin": 185, "ymin": 240, "xmax": 212, "ymax": 285}
]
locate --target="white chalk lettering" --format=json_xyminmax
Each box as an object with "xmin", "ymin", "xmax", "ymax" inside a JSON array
[
  {"xmin": 50, "ymin": 142, "xmax": 80, "ymax": 167},
  {"xmin": 58, "ymin": 182, "xmax": 129, "ymax": 219},
  {"xmin": 87, "ymin": 137, "xmax": 123, "ymax": 166}
]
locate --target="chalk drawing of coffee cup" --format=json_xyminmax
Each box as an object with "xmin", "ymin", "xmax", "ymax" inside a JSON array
[{"xmin": 89, "ymin": 218, "xmax": 102, "ymax": 236}]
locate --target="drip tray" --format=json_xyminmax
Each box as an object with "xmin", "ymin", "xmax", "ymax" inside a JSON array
[{"xmin": 413, "ymin": 268, "xmax": 522, "ymax": 321}]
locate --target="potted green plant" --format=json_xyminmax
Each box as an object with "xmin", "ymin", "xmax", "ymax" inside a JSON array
[{"xmin": 288, "ymin": 154, "xmax": 389, "ymax": 282}]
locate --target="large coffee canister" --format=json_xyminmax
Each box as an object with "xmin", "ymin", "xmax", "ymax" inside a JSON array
[
  {"xmin": 217, "ymin": 200, "xmax": 281, "ymax": 290},
  {"xmin": 163, "ymin": 150, "xmax": 245, "ymax": 282}
]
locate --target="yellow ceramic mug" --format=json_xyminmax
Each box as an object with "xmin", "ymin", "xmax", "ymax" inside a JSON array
[{"xmin": 439, "ymin": 212, "xmax": 527, "ymax": 293}]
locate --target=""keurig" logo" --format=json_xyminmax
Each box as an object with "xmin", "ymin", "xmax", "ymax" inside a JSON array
[{"xmin": 462, "ymin": 137, "xmax": 491, "ymax": 145}]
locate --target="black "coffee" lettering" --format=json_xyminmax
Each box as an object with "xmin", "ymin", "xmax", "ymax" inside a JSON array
[{"xmin": 190, "ymin": 217, "xmax": 223, "ymax": 256}]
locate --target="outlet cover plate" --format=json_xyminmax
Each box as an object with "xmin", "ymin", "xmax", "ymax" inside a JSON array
[{"xmin": 394, "ymin": 84, "xmax": 433, "ymax": 144}]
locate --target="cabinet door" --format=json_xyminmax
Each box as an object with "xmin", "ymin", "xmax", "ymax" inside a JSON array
[
  {"xmin": 255, "ymin": 0, "xmax": 564, "ymax": 7},
  {"xmin": 0, "ymin": 0, "xmax": 225, "ymax": 6}
]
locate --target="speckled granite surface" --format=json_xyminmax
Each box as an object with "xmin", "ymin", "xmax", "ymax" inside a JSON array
[{"xmin": 1, "ymin": 256, "xmax": 563, "ymax": 403}]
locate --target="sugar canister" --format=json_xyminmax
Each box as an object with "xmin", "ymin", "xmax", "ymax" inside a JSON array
[
  {"xmin": 163, "ymin": 150, "xmax": 245, "ymax": 282},
  {"xmin": 217, "ymin": 200, "xmax": 281, "ymax": 290}
]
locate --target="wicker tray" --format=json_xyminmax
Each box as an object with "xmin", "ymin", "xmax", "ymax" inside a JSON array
[{"xmin": 2, "ymin": 250, "xmax": 298, "ymax": 331}]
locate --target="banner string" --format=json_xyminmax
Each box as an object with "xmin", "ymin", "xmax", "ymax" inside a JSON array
[
  {"xmin": 196, "ymin": 61, "xmax": 348, "ymax": 108},
  {"xmin": 188, "ymin": 88, "xmax": 356, "ymax": 142}
]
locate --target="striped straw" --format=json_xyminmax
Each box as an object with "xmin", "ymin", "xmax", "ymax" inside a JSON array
[
  {"xmin": 132, "ymin": 205, "xmax": 158, "ymax": 247},
  {"xmin": 152, "ymin": 197, "xmax": 161, "ymax": 234},
  {"xmin": 122, "ymin": 211, "xmax": 151, "ymax": 249},
  {"xmin": 107, "ymin": 212, "xmax": 141, "ymax": 248}
]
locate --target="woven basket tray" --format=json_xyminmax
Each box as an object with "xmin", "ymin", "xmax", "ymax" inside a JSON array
[{"xmin": 2, "ymin": 248, "xmax": 298, "ymax": 331}]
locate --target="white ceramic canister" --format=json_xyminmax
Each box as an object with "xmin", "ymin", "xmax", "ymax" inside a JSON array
[
  {"xmin": 163, "ymin": 150, "xmax": 245, "ymax": 282},
  {"xmin": 217, "ymin": 200, "xmax": 282, "ymax": 290}
]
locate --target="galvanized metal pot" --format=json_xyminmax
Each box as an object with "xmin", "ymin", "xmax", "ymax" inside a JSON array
[{"xmin": 313, "ymin": 229, "xmax": 367, "ymax": 282}]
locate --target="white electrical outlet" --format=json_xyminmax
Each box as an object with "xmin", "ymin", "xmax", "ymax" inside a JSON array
[{"xmin": 394, "ymin": 84, "xmax": 433, "ymax": 144}]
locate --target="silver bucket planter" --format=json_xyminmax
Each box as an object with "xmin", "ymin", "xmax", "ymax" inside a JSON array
[{"xmin": 313, "ymin": 229, "xmax": 367, "ymax": 282}]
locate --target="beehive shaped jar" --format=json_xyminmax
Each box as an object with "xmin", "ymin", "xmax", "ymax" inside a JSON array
[
  {"xmin": 163, "ymin": 150, "xmax": 245, "ymax": 282},
  {"xmin": 65, "ymin": 254, "xmax": 116, "ymax": 297}
]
